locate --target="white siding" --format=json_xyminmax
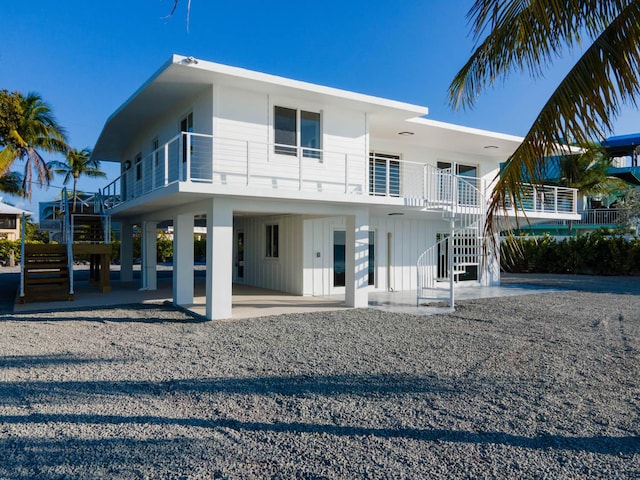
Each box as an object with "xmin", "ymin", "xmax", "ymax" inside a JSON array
[
  {"xmin": 301, "ymin": 214, "xmax": 449, "ymax": 295},
  {"xmin": 234, "ymin": 214, "xmax": 304, "ymax": 295}
]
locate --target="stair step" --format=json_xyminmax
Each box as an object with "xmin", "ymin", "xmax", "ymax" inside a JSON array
[{"xmin": 25, "ymin": 263, "xmax": 69, "ymax": 270}]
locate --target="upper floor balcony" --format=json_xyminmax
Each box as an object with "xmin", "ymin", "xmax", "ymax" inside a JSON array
[{"xmin": 102, "ymin": 132, "xmax": 578, "ymax": 218}]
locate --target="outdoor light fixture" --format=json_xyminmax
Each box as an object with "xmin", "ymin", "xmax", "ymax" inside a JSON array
[
  {"xmin": 185, "ymin": 56, "xmax": 199, "ymax": 64},
  {"xmin": 388, "ymin": 212, "xmax": 404, "ymax": 216},
  {"xmin": 398, "ymin": 131, "xmax": 414, "ymax": 136},
  {"xmin": 124, "ymin": 160, "xmax": 132, "ymax": 170},
  {"xmin": 484, "ymin": 145, "xmax": 499, "ymax": 149}
]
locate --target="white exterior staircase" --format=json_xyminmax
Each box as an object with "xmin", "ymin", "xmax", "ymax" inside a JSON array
[{"xmin": 417, "ymin": 168, "xmax": 487, "ymax": 310}]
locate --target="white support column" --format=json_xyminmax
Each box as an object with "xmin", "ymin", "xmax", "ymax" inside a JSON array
[
  {"xmin": 173, "ymin": 213, "xmax": 195, "ymax": 306},
  {"xmin": 141, "ymin": 220, "xmax": 157, "ymax": 290},
  {"xmin": 205, "ymin": 198, "xmax": 233, "ymax": 320},
  {"xmin": 345, "ymin": 209, "xmax": 369, "ymax": 308},
  {"xmin": 120, "ymin": 222, "xmax": 134, "ymax": 282}
]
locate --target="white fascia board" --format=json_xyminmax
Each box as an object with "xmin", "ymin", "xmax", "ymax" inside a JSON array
[{"xmin": 407, "ymin": 117, "xmax": 524, "ymax": 144}]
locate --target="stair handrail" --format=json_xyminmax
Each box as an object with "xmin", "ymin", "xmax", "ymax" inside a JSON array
[
  {"xmin": 416, "ymin": 167, "xmax": 488, "ymax": 310},
  {"xmin": 61, "ymin": 187, "xmax": 74, "ymax": 295},
  {"xmin": 19, "ymin": 212, "xmax": 25, "ymax": 300}
]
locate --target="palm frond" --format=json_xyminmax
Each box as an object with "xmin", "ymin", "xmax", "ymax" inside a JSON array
[
  {"xmin": 450, "ymin": 0, "xmax": 630, "ymax": 110},
  {"xmin": 485, "ymin": 1, "xmax": 640, "ymax": 239}
]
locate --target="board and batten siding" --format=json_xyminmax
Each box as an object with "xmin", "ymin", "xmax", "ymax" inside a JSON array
[
  {"xmin": 234, "ymin": 214, "xmax": 304, "ymax": 295},
  {"xmin": 302, "ymin": 215, "xmax": 448, "ymax": 296}
]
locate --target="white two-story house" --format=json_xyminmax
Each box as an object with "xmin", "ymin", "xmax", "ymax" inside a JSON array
[{"xmin": 92, "ymin": 55, "xmax": 578, "ymax": 320}]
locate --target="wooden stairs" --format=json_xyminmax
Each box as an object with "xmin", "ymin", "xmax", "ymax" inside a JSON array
[{"xmin": 21, "ymin": 244, "xmax": 72, "ymax": 303}]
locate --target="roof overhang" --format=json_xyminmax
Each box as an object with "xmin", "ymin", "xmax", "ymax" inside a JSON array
[
  {"xmin": 92, "ymin": 55, "xmax": 429, "ymax": 162},
  {"xmin": 370, "ymin": 116, "xmax": 524, "ymax": 158}
]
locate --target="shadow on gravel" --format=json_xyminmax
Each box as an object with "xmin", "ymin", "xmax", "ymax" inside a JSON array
[
  {"xmin": 0, "ymin": 412, "xmax": 637, "ymax": 456},
  {"xmin": 0, "ymin": 354, "xmax": 116, "ymax": 369},
  {"xmin": 1, "ymin": 374, "xmax": 638, "ymax": 456},
  {"xmin": 3, "ymin": 304, "xmax": 207, "ymax": 323}
]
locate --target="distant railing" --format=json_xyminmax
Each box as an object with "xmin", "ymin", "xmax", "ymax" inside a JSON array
[
  {"xmin": 102, "ymin": 132, "xmax": 577, "ymax": 216},
  {"xmin": 536, "ymin": 208, "xmax": 624, "ymax": 226},
  {"xmin": 504, "ymin": 184, "xmax": 577, "ymax": 215}
]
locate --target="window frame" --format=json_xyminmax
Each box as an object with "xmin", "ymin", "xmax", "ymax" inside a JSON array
[
  {"xmin": 273, "ymin": 106, "xmax": 322, "ymax": 160},
  {"xmin": 369, "ymin": 151, "xmax": 401, "ymax": 197}
]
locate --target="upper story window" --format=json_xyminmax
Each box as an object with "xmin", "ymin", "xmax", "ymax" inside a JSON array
[
  {"xmin": 369, "ymin": 152, "xmax": 400, "ymax": 197},
  {"xmin": 274, "ymin": 106, "xmax": 321, "ymax": 159}
]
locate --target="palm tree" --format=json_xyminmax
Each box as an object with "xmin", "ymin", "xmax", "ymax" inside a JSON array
[
  {"xmin": 449, "ymin": 1, "xmax": 640, "ymax": 238},
  {"xmin": 555, "ymin": 146, "xmax": 627, "ymax": 234},
  {"xmin": 0, "ymin": 92, "xmax": 68, "ymax": 198},
  {"xmin": 0, "ymin": 172, "xmax": 23, "ymax": 196},
  {"xmin": 48, "ymin": 147, "xmax": 106, "ymax": 212}
]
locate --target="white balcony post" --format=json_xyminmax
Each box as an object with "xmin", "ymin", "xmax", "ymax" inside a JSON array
[
  {"xmin": 151, "ymin": 152, "xmax": 156, "ymax": 190},
  {"xmin": 298, "ymin": 146, "xmax": 303, "ymax": 190},
  {"xmin": 554, "ymin": 186, "xmax": 558, "ymax": 213},
  {"xmin": 386, "ymin": 158, "xmax": 390, "ymax": 196},
  {"xmin": 573, "ymin": 189, "xmax": 578, "ymax": 214},
  {"xmin": 164, "ymin": 142, "xmax": 169, "ymax": 186},
  {"xmin": 533, "ymin": 186, "xmax": 538, "ymax": 212},
  {"xmin": 423, "ymin": 165, "xmax": 427, "ymax": 201},
  {"xmin": 186, "ymin": 133, "xmax": 192, "ymax": 182}
]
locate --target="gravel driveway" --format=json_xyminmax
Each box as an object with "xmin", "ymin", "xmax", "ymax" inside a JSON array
[{"xmin": 0, "ymin": 291, "xmax": 638, "ymax": 479}]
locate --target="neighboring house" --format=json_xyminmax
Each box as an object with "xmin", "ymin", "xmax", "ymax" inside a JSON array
[
  {"xmin": 515, "ymin": 134, "xmax": 640, "ymax": 236},
  {"xmin": 0, "ymin": 198, "xmax": 31, "ymax": 241},
  {"xmin": 92, "ymin": 55, "xmax": 578, "ymax": 320}
]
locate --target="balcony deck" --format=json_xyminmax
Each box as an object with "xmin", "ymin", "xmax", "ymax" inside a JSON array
[{"xmin": 102, "ymin": 132, "xmax": 578, "ymax": 218}]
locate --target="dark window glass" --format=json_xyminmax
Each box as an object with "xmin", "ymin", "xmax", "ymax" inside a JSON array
[
  {"xmin": 301, "ymin": 110, "xmax": 321, "ymax": 159},
  {"xmin": 333, "ymin": 230, "xmax": 345, "ymax": 287},
  {"xmin": 274, "ymin": 107, "xmax": 297, "ymax": 155},
  {"xmin": 0, "ymin": 215, "xmax": 17, "ymax": 229},
  {"xmin": 266, "ymin": 224, "xmax": 279, "ymax": 258}
]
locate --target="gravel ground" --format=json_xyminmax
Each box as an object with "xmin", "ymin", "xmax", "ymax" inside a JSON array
[{"xmin": 0, "ymin": 291, "xmax": 638, "ymax": 479}]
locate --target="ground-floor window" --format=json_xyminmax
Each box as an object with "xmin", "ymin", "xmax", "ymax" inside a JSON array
[
  {"xmin": 0, "ymin": 215, "xmax": 17, "ymax": 230},
  {"xmin": 333, "ymin": 230, "xmax": 375, "ymax": 287},
  {"xmin": 265, "ymin": 224, "xmax": 279, "ymax": 258}
]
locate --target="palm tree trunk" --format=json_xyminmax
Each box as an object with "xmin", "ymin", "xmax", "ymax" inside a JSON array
[{"xmin": 72, "ymin": 176, "xmax": 78, "ymax": 213}]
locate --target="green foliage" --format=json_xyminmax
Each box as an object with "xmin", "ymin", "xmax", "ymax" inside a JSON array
[
  {"xmin": 502, "ymin": 231, "xmax": 640, "ymax": 275},
  {"xmin": 157, "ymin": 234, "xmax": 173, "ymax": 263},
  {"xmin": 109, "ymin": 235, "xmax": 208, "ymax": 264},
  {"xmin": 0, "ymin": 239, "xmax": 21, "ymax": 263},
  {"xmin": 0, "ymin": 89, "xmax": 23, "ymax": 146}
]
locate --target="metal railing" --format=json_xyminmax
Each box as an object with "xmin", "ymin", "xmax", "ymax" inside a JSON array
[
  {"xmin": 103, "ymin": 133, "xmax": 368, "ymax": 208},
  {"xmin": 101, "ymin": 132, "xmax": 578, "ymax": 217},
  {"xmin": 533, "ymin": 208, "xmax": 624, "ymax": 227},
  {"xmin": 504, "ymin": 184, "xmax": 577, "ymax": 215}
]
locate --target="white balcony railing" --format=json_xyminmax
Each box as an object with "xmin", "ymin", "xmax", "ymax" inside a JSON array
[
  {"xmin": 102, "ymin": 132, "xmax": 578, "ymax": 216},
  {"xmin": 504, "ymin": 184, "xmax": 577, "ymax": 215},
  {"xmin": 535, "ymin": 208, "xmax": 624, "ymax": 227}
]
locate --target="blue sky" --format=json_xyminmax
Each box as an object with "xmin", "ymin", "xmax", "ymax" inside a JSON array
[{"xmin": 2, "ymin": 0, "xmax": 640, "ymax": 220}]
